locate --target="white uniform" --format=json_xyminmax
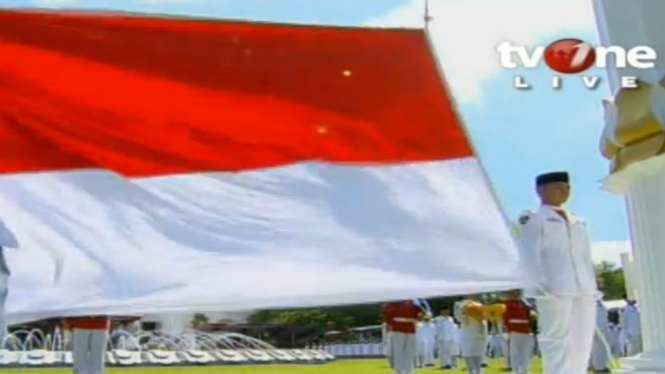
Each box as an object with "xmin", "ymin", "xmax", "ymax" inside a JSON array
[
  {"xmin": 382, "ymin": 322, "xmax": 392, "ymax": 362},
  {"xmin": 608, "ymin": 325, "xmax": 621, "ymax": 357},
  {"xmin": 497, "ymin": 322, "xmax": 511, "ymax": 369},
  {"xmin": 459, "ymin": 301, "xmax": 488, "ymax": 374},
  {"xmin": 489, "ymin": 333, "xmax": 504, "ymax": 358},
  {"xmin": 620, "ymin": 304, "xmax": 642, "ymax": 356},
  {"xmin": 434, "ymin": 315, "xmax": 456, "ymax": 368},
  {"xmin": 423, "ymin": 321, "xmax": 435, "ymax": 366},
  {"xmin": 590, "ymin": 302, "xmax": 611, "ymax": 371},
  {"xmin": 453, "ymin": 324, "xmax": 461, "ymax": 362},
  {"xmin": 72, "ymin": 328, "xmax": 108, "ymax": 374},
  {"xmin": 619, "ymin": 327, "xmax": 629, "ymax": 356},
  {"xmin": 0, "ymin": 218, "xmax": 17, "ymax": 348},
  {"xmin": 415, "ymin": 322, "xmax": 425, "ymax": 367},
  {"xmin": 519, "ymin": 206, "xmax": 598, "ymax": 374}
]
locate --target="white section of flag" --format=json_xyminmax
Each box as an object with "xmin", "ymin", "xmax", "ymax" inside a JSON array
[{"xmin": 0, "ymin": 157, "xmax": 525, "ymax": 323}]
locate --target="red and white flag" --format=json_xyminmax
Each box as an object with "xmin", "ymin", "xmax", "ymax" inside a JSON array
[{"xmin": 0, "ymin": 10, "xmax": 525, "ymax": 323}]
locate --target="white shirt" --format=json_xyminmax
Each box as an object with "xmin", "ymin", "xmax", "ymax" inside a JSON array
[
  {"xmin": 621, "ymin": 304, "xmax": 641, "ymax": 335},
  {"xmin": 381, "ymin": 322, "xmax": 390, "ymax": 343},
  {"xmin": 518, "ymin": 205, "xmax": 598, "ymax": 296},
  {"xmin": 434, "ymin": 316, "xmax": 456, "ymax": 341},
  {"xmin": 424, "ymin": 321, "xmax": 436, "ymax": 343}
]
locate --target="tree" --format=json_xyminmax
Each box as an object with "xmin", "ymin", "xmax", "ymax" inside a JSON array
[
  {"xmin": 190, "ymin": 313, "xmax": 210, "ymax": 329},
  {"xmin": 595, "ymin": 261, "xmax": 626, "ymax": 300}
]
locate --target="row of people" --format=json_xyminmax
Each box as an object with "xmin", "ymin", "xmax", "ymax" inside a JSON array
[{"xmin": 381, "ymin": 290, "xmax": 537, "ymax": 374}]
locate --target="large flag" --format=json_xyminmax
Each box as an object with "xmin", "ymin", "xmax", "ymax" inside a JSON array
[{"xmin": 0, "ymin": 9, "xmax": 526, "ymax": 323}]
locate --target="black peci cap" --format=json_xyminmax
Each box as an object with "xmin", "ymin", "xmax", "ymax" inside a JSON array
[{"xmin": 535, "ymin": 171, "xmax": 569, "ymax": 187}]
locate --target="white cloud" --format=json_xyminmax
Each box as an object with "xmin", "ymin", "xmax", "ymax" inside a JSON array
[
  {"xmin": 592, "ymin": 241, "xmax": 631, "ymax": 265},
  {"xmin": 365, "ymin": 0, "xmax": 597, "ymax": 103}
]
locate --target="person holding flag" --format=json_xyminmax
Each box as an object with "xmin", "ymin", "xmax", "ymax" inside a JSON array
[
  {"xmin": 69, "ymin": 316, "xmax": 110, "ymax": 374},
  {"xmin": 501, "ymin": 289, "xmax": 536, "ymax": 374},
  {"xmin": 0, "ymin": 217, "xmax": 17, "ymax": 348},
  {"xmin": 390, "ymin": 300, "xmax": 422, "ymax": 374}
]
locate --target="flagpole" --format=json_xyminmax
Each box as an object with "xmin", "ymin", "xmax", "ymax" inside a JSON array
[{"xmin": 424, "ymin": 0, "xmax": 432, "ymax": 30}]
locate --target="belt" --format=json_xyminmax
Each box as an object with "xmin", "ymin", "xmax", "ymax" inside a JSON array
[{"xmin": 508, "ymin": 319, "xmax": 529, "ymax": 324}]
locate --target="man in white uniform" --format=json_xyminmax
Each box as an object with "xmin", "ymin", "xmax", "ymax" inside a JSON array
[
  {"xmin": 422, "ymin": 318, "xmax": 435, "ymax": 367},
  {"xmin": 434, "ymin": 307, "xmax": 456, "ymax": 369},
  {"xmin": 0, "ymin": 218, "xmax": 18, "ymax": 348},
  {"xmin": 518, "ymin": 171, "xmax": 599, "ymax": 374},
  {"xmin": 620, "ymin": 299, "xmax": 642, "ymax": 356},
  {"xmin": 590, "ymin": 300, "xmax": 611, "ymax": 373},
  {"xmin": 415, "ymin": 321, "xmax": 425, "ymax": 367}
]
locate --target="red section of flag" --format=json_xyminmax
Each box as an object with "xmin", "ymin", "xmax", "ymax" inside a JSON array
[{"xmin": 0, "ymin": 10, "xmax": 471, "ymax": 177}]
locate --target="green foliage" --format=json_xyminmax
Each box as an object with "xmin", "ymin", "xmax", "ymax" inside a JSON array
[
  {"xmin": 247, "ymin": 297, "xmax": 462, "ymax": 331},
  {"xmin": 190, "ymin": 313, "xmax": 210, "ymax": 329},
  {"xmin": 595, "ymin": 261, "xmax": 626, "ymax": 300},
  {"xmin": 246, "ymin": 260, "xmax": 627, "ymax": 331}
]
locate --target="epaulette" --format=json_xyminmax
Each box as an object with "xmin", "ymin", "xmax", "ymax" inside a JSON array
[{"xmin": 518, "ymin": 210, "xmax": 533, "ymax": 225}]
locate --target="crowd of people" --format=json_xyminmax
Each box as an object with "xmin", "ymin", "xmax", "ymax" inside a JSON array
[
  {"xmin": 380, "ymin": 171, "xmax": 644, "ymax": 374},
  {"xmin": 382, "ymin": 295, "xmax": 642, "ymax": 374}
]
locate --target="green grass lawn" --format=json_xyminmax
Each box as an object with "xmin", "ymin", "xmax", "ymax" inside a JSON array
[{"xmin": 0, "ymin": 359, "xmax": 546, "ymax": 373}]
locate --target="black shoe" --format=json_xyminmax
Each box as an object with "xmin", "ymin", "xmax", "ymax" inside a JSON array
[
  {"xmin": 482, "ymin": 363, "xmax": 488, "ymax": 367},
  {"xmin": 440, "ymin": 365, "xmax": 452, "ymax": 370},
  {"xmin": 595, "ymin": 369, "xmax": 611, "ymax": 373}
]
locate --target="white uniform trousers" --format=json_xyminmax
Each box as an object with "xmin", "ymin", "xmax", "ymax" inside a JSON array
[
  {"xmin": 626, "ymin": 333, "xmax": 643, "ymax": 356},
  {"xmin": 503, "ymin": 335, "xmax": 511, "ymax": 368},
  {"xmin": 72, "ymin": 328, "xmax": 107, "ymax": 374},
  {"xmin": 590, "ymin": 332, "xmax": 611, "ymax": 371},
  {"xmin": 537, "ymin": 296, "xmax": 596, "ymax": 374},
  {"xmin": 437, "ymin": 339, "xmax": 454, "ymax": 367},
  {"xmin": 0, "ymin": 273, "xmax": 8, "ymax": 348},
  {"xmin": 509, "ymin": 332, "xmax": 533, "ymax": 374},
  {"xmin": 390, "ymin": 332, "xmax": 416, "ymax": 374},
  {"xmin": 384, "ymin": 331, "xmax": 393, "ymax": 368}
]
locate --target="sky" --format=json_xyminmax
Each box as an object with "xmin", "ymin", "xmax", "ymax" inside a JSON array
[{"xmin": 0, "ymin": 0, "xmax": 631, "ymax": 264}]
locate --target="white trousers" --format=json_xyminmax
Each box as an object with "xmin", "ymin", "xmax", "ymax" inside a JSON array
[
  {"xmin": 509, "ymin": 332, "xmax": 533, "ymax": 374},
  {"xmin": 437, "ymin": 339, "xmax": 454, "ymax": 367},
  {"xmin": 626, "ymin": 333, "xmax": 643, "ymax": 356},
  {"xmin": 0, "ymin": 273, "xmax": 7, "ymax": 348},
  {"xmin": 503, "ymin": 336, "xmax": 511, "ymax": 368},
  {"xmin": 72, "ymin": 329, "xmax": 107, "ymax": 374},
  {"xmin": 590, "ymin": 332, "xmax": 610, "ymax": 371},
  {"xmin": 391, "ymin": 332, "xmax": 416, "ymax": 374},
  {"xmin": 537, "ymin": 296, "xmax": 596, "ymax": 374},
  {"xmin": 384, "ymin": 333, "xmax": 393, "ymax": 368},
  {"xmin": 425, "ymin": 340, "xmax": 435, "ymax": 365}
]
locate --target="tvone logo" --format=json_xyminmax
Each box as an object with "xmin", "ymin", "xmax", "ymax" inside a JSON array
[{"xmin": 497, "ymin": 38, "xmax": 657, "ymax": 90}]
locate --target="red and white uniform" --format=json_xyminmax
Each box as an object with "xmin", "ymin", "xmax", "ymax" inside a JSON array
[
  {"xmin": 69, "ymin": 316, "xmax": 109, "ymax": 374},
  {"xmin": 390, "ymin": 301, "xmax": 421, "ymax": 374},
  {"xmin": 502, "ymin": 300, "xmax": 534, "ymax": 374},
  {"xmin": 382, "ymin": 304, "xmax": 395, "ymax": 367}
]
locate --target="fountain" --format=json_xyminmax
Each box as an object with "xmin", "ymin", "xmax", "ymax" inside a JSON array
[{"xmin": 0, "ymin": 328, "xmax": 334, "ymax": 367}]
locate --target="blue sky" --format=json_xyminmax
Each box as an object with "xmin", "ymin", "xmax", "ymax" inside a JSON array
[{"xmin": 1, "ymin": 0, "xmax": 630, "ymax": 261}]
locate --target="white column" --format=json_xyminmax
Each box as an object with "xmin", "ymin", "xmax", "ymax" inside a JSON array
[
  {"xmin": 618, "ymin": 169, "xmax": 665, "ymax": 373},
  {"xmin": 594, "ymin": 1, "xmax": 665, "ymax": 372}
]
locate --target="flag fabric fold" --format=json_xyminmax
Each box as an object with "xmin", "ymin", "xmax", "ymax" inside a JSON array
[{"xmin": 0, "ymin": 9, "xmax": 526, "ymax": 323}]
